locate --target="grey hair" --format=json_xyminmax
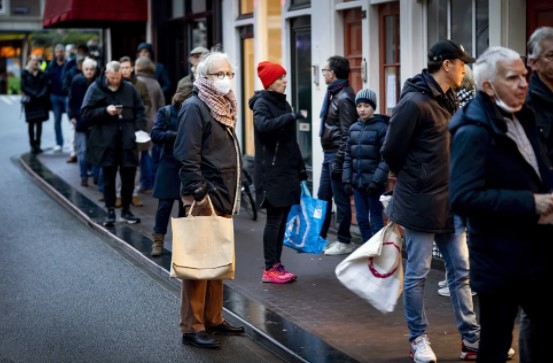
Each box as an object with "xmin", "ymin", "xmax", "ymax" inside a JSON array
[
  {"xmin": 460, "ymin": 65, "xmax": 475, "ymax": 90},
  {"xmin": 54, "ymin": 44, "xmax": 65, "ymax": 51},
  {"xmin": 527, "ymin": 26, "xmax": 553, "ymax": 62},
  {"xmin": 105, "ymin": 61, "xmax": 121, "ymax": 73},
  {"xmin": 82, "ymin": 57, "xmax": 97, "ymax": 69},
  {"xmin": 135, "ymin": 56, "xmax": 156, "ymax": 75},
  {"xmin": 473, "ymin": 47, "xmax": 521, "ymax": 91},
  {"xmin": 196, "ymin": 49, "xmax": 233, "ymax": 77}
]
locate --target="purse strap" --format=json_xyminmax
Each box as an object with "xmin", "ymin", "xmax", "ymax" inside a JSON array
[{"xmin": 188, "ymin": 195, "xmax": 216, "ymax": 216}]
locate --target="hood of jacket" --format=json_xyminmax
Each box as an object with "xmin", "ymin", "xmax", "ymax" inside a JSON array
[
  {"xmin": 401, "ymin": 69, "xmax": 457, "ymax": 115},
  {"xmin": 248, "ymin": 90, "xmax": 287, "ymax": 111}
]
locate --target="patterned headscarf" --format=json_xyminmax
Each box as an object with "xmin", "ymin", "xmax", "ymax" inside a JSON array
[{"xmin": 194, "ymin": 76, "xmax": 238, "ymax": 128}]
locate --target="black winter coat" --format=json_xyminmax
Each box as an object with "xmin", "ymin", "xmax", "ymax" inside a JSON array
[
  {"xmin": 21, "ymin": 69, "xmax": 50, "ymax": 123},
  {"xmin": 248, "ymin": 90, "xmax": 305, "ymax": 209},
  {"xmin": 174, "ymin": 91, "xmax": 242, "ymax": 215},
  {"xmin": 381, "ymin": 70, "xmax": 457, "ymax": 233},
  {"xmin": 68, "ymin": 73, "xmax": 95, "ymax": 132},
  {"xmin": 343, "ymin": 115, "xmax": 390, "ymax": 190},
  {"xmin": 151, "ymin": 105, "xmax": 180, "ymax": 200},
  {"xmin": 81, "ymin": 76, "xmax": 145, "ymax": 168},
  {"xmin": 526, "ymin": 72, "xmax": 553, "ymax": 169},
  {"xmin": 449, "ymin": 92, "xmax": 553, "ymax": 293}
]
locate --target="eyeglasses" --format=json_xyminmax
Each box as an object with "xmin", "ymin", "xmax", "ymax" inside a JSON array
[
  {"xmin": 321, "ymin": 68, "xmax": 332, "ymax": 74},
  {"xmin": 541, "ymin": 53, "xmax": 553, "ymax": 62},
  {"xmin": 209, "ymin": 72, "xmax": 235, "ymax": 79}
]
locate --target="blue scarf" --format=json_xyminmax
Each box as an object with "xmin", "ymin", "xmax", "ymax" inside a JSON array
[{"xmin": 319, "ymin": 79, "xmax": 349, "ymax": 137}]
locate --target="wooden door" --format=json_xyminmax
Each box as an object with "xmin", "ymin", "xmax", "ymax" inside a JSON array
[
  {"xmin": 344, "ymin": 9, "xmax": 363, "ymax": 93},
  {"xmin": 378, "ymin": 2, "xmax": 400, "ymax": 116}
]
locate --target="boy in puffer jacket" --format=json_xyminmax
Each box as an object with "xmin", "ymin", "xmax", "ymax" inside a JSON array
[{"xmin": 342, "ymin": 88, "xmax": 390, "ymax": 243}]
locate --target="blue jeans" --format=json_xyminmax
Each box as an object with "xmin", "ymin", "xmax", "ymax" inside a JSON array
[
  {"xmin": 75, "ymin": 131, "xmax": 88, "ymax": 178},
  {"xmin": 153, "ymin": 198, "xmax": 185, "ymax": 235},
  {"xmin": 403, "ymin": 215, "xmax": 480, "ymax": 342},
  {"xmin": 317, "ymin": 151, "xmax": 351, "ymax": 243},
  {"xmin": 50, "ymin": 94, "xmax": 66, "ymax": 147},
  {"xmin": 93, "ymin": 166, "xmax": 104, "ymax": 193},
  {"xmin": 353, "ymin": 188, "xmax": 384, "ymax": 243},
  {"xmin": 140, "ymin": 150, "xmax": 154, "ymax": 190}
]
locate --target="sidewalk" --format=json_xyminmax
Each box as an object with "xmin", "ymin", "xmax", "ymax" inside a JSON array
[{"xmin": 21, "ymin": 150, "xmax": 520, "ymax": 363}]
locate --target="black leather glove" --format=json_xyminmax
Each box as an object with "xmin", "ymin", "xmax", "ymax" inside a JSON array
[
  {"xmin": 192, "ymin": 182, "xmax": 208, "ymax": 202},
  {"xmin": 330, "ymin": 162, "xmax": 342, "ymax": 181},
  {"xmin": 367, "ymin": 182, "xmax": 380, "ymax": 195},
  {"xmin": 343, "ymin": 183, "xmax": 353, "ymax": 196},
  {"xmin": 299, "ymin": 169, "xmax": 308, "ymax": 181}
]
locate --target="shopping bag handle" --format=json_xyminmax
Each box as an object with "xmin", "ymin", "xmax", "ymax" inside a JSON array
[
  {"xmin": 300, "ymin": 180, "xmax": 311, "ymax": 198},
  {"xmin": 189, "ymin": 195, "xmax": 216, "ymax": 216}
]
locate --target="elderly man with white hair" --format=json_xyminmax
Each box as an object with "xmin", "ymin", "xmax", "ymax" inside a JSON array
[{"xmin": 449, "ymin": 46, "xmax": 553, "ymax": 362}]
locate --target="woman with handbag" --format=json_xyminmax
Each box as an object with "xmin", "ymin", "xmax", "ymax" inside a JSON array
[
  {"xmin": 248, "ymin": 61, "xmax": 307, "ymax": 284},
  {"xmin": 149, "ymin": 82, "xmax": 193, "ymax": 256},
  {"xmin": 21, "ymin": 54, "xmax": 50, "ymax": 154},
  {"xmin": 173, "ymin": 49, "xmax": 244, "ymax": 349}
]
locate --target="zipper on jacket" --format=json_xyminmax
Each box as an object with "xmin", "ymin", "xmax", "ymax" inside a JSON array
[
  {"xmin": 227, "ymin": 127, "xmax": 241, "ymax": 215},
  {"xmin": 271, "ymin": 141, "xmax": 280, "ymax": 166}
]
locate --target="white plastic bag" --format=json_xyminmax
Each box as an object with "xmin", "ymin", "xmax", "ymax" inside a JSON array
[{"xmin": 335, "ymin": 222, "xmax": 404, "ymax": 313}]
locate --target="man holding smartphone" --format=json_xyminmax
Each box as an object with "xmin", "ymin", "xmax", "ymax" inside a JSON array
[{"xmin": 81, "ymin": 60, "xmax": 146, "ymax": 226}]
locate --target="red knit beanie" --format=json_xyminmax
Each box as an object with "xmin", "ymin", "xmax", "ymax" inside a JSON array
[{"xmin": 257, "ymin": 61, "xmax": 286, "ymax": 89}]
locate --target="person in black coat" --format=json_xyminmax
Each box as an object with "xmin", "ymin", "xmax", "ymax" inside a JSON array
[
  {"xmin": 149, "ymin": 82, "xmax": 193, "ymax": 256},
  {"xmin": 21, "ymin": 55, "xmax": 50, "ymax": 154},
  {"xmin": 81, "ymin": 60, "xmax": 146, "ymax": 227},
  {"xmin": 449, "ymin": 46, "xmax": 553, "ymax": 362},
  {"xmin": 248, "ymin": 61, "xmax": 306, "ymax": 284},
  {"xmin": 342, "ymin": 88, "xmax": 389, "ymax": 243},
  {"xmin": 68, "ymin": 57, "xmax": 98, "ymax": 186}
]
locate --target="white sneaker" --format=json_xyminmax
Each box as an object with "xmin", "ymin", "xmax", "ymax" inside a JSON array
[
  {"xmin": 460, "ymin": 337, "xmax": 515, "ymax": 361},
  {"xmin": 324, "ymin": 242, "xmax": 354, "ymax": 255},
  {"xmin": 438, "ymin": 286, "xmax": 477, "ymax": 297},
  {"xmin": 438, "ymin": 279, "xmax": 448, "ymax": 288},
  {"xmin": 53, "ymin": 145, "xmax": 62, "ymax": 152},
  {"xmin": 410, "ymin": 334, "xmax": 437, "ymax": 363}
]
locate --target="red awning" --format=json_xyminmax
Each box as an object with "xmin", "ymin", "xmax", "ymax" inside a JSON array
[{"xmin": 43, "ymin": 0, "xmax": 147, "ymax": 28}]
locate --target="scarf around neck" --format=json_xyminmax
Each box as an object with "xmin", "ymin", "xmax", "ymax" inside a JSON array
[
  {"xmin": 319, "ymin": 78, "xmax": 349, "ymax": 137},
  {"xmin": 194, "ymin": 76, "xmax": 238, "ymax": 128}
]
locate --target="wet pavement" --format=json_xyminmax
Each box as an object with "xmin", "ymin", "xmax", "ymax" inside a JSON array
[{"xmin": 21, "ymin": 149, "xmax": 520, "ymax": 363}]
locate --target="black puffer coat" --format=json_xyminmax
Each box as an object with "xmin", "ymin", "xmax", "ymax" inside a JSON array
[
  {"xmin": 174, "ymin": 91, "xmax": 242, "ymax": 215},
  {"xmin": 81, "ymin": 75, "xmax": 145, "ymax": 168},
  {"xmin": 449, "ymin": 92, "xmax": 553, "ymax": 293},
  {"xmin": 342, "ymin": 115, "xmax": 390, "ymax": 189},
  {"xmin": 381, "ymin": 70, "xmax": 457, "ymax": 233},
  {"xmin": 21, "ymin": 69, "xmax": 50, "ymax": 123},
  {"xmin": 248, "ymin": 90, "xmax": 305, "ymax": 209}
]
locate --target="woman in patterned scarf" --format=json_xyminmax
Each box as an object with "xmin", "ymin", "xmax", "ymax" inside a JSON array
[{"xmin": 173, "ymin": 49, "xmax": 245, "ymax": 349}]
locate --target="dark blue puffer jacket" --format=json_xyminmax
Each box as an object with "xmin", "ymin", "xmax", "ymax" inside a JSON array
[{"xmin": 343, "ymin": 115, "xmax": 390, "ymax": 189}]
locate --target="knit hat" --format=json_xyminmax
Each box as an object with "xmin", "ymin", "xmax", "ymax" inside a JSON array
[
  {"xmin": 355, "ymin": 88, "xmax": 377, "ymax": 109},
  {"xmin": 136, "ymin": 42, "xmax": 153, "ymax": 55},
  {"xmin": 257, "ymin": 61, "xmax": 286, "ymax": 89}
]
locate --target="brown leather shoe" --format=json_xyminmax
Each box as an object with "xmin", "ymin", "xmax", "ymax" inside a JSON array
[
  {"xmin": 182, "ymin": 331, "xmax": 221, "ymax": 349},
  {"xmin": 132, "ymin": 196, "xmax": 144, "ymax": 207},
  {"xmin": 66, "ymin": 155, "xmax": 77, "ymax": 163},
  {"xmin": 206, "ymin": 321, "xmax": 245, "ymax": 335}
]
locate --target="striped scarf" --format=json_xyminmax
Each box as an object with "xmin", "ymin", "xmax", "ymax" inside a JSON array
[{"xmin": 194, "ymin": 76, "xmax": 238, "ymax": 128}]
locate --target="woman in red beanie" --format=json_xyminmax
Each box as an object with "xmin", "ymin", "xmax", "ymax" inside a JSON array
[{"xmin": 248, "ymin": 61, "xmax": 307, "ymax": 283}]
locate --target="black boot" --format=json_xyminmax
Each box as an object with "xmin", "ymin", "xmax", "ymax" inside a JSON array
[{"xmin": 182, "ymin": 331, "xmax": 221, "ymax": 349}]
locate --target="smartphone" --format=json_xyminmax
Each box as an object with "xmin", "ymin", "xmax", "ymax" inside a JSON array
[{"xmin": 115, "ymin": 105, "xmax": 123, "ymax": 109}]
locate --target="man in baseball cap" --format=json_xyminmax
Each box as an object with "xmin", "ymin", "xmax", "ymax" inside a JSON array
[
  {"xmin": 381, "ymin": 38, "xmax": 480, "ymax": 363},
  {"xmin": 177, "ymin": 46, "xmax": 210, "ymax": 88}
]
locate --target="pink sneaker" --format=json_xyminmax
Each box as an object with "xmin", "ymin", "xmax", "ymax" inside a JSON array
[
  {"xmin": 275, "ymin": 263, "xmax": 297, "ymax": 280},
  {"xmin": 262, "ymin": 264, "xmax": 293, "ymax": 284}
]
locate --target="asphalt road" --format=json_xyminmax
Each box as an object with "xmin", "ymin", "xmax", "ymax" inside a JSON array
[{"xmin": 0, "ymin": 95, "xmax": 282, "ymax": 363}]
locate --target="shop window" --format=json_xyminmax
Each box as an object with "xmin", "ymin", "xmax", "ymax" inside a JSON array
[{"xmin": 427, "ymin": 0, "xmax": 488, "ymax": 58}]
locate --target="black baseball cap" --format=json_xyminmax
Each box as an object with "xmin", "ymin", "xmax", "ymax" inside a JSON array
[{"xmin": 428, "ymin": 40, "xmax": 476, "ymax": 64}]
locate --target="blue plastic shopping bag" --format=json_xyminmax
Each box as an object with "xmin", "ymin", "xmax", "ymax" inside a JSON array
[{"xmin": 284, "ymin": 181, "xmax": 327, "ymax": 254}]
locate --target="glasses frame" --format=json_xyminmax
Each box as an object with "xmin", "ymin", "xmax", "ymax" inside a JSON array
[
  {"xmin": 208, "ymin": 72, "xmax": 235, "ymax": 79},
  {"xmin": 321, "ymin": 68, "xmax": 332, "ymax": 74}
]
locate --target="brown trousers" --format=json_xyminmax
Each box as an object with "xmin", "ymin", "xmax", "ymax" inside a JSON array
[{"xmin": 178, "ymin": 195, "xmax": 229, "ymax": 333}]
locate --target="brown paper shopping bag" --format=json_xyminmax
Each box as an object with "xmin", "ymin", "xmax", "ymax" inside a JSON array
[{"xmin": 170, "ymin": 197, "xmax": 235, "ymax": 280}]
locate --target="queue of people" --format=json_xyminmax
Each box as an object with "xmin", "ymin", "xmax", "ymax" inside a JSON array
[{"xmin": 21, "ymin": 29, "xmax": 553, "ymax": 359}]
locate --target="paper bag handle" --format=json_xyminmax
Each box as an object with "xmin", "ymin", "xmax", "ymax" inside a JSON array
[{"xmin": 188, "ymin": 195, "xmax": 216, "ymax": 216}]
